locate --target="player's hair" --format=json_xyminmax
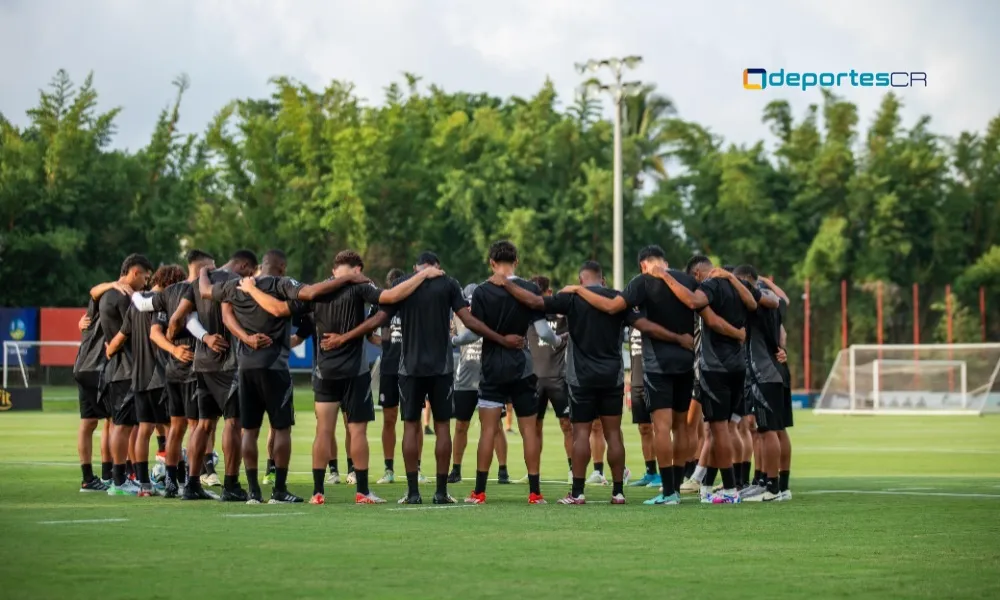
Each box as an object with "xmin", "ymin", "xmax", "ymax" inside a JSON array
[
  {"xmin": 637, "ymin": 245, "xmax": 666, "ymax": 265},
  {"xmin": 185, "ymin": 249, "xmax": 214, "ymax": 264},
  {"xmin": 488, "ymin": 240, "xmax": 518, "ymax": 264},
  {"xmin": 386, "ymin": 268, "xmax": 405, "ymax": 286},
  {"xmin": 120, "ymin": 253, "xmax": 153, "ymax": 276},
  {"xmin": 685, "ymin": 254, "xmax": 712, "ymax": 275},
  {"xmin": 531, "ymin": 275, "xmax": 551, "ymax": 293},
  {"xmin": 152, "ymin": 264, "xmax": 186, "ymax": 288},
  {"xmin": 230, "ymin": 249, "xmax": 258, "ymax": 267},
  {"xmin": 733, "ymin": 264, "xmax": 759, "ymax": 281},
  {"xmin": 333, "ymin": 250, "xmax": 364, "ymax": 270},
  {"xmin": 580, "ymin": 260, "xmax": 603, "ymax": 276},
  {"xmin": 262, "ymin": 249, "xmax": 287, "ymax": 269},
  {"xmin": 722, "ymin": 264, "xmax": 735, "ymax": 273},
  {"xmin": 415, "ymin": 251, "xmax": 440, "ymax": 267}
]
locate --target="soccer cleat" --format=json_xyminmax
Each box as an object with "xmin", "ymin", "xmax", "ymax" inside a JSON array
[
  {"xmin": 712, "ymin": 483, "xmax": 724, "ymax": 493},
  {"xmin": 155, "ymin": 451, "xmax": 166, "ymax": 464},
  {"xmin": 268, "ymin": 490, "xmax": 304, "ymax": 504},
  {"xmin": 586, "ymin": 471, "xmax": 608, "ymax": 486},
  {"xmin": 325, "ymin": 471, "xmax": 341, "ymax": 484},
  {"xmin": 80, "ymin": 478, "xmax": 109, "ymax": 493},
  {"xmin": 417, "ymin": 470, "xmax": 429, "ymax": 484},
  {"xmin": 557, "ymin": 493, "xmax": 586, "ymax": 505},
  {"xmin": 744, "ymin": 490, "xmax": 780, "ymax": 503},
  {"xmin": 611, "ymin": 493, "xmax": 627, "ymax": 505},
  {"xmin": 623, "ymin": 467, "xmax": 631, "ymax": 486},
  {"xmin": 220, "ymin": 488, "xmax": 249, "ymax": 503},
  {"xmin": 778, "ymin": 490, "xmax": 792, "ymax": 502},
  {"xmin": 567, "ymin": 470, "xmax": 573, "ymax": 484},
  {"xmin": 101, "ymin": 478, "xmax": 113, "ymax": 488},
  {"xmin": 528, "ymin": 492, "xmax": 547, "ymax": 505},
  {"xmin": 645, "ymin": 473, "xmax": 663, "ymax": 488},
  {"xmin": 643, "ymin": 492, "xmax": 680, "ymax": 506},
  {"xmin": 424, "ymin": 425, "xmax": 434, "ymax": 436},
  {"xmin": 376, "ymin": 470, "xmax": 395, "ymax": 484},
  {"xmin": 246, "ymin": 489, "xmax": 263, "ymax": 505},
  {"xmin": 397, "ymin": 493, "xmax": 423, "ymax": 505},
  {"xmin": 712, "ymin": 490, "xmax": 741, "ymax": 504},
  {"xmin": 107, "ymin": 483, "xmax": 137, "ymax": 496},
  {"xmin": 432, "ymin": 492, "xmax": 456, "ymax": 505},
  {"xmin": 137, "ymin": 483, "xmax": 155, "ymax": 497},
  {"xmin": 740, "ymin": 485, "xmax": 765, "ymax": 500},
  {"xmin": 121, "ymin": 479, "xmax": 141, "ymax": 494},
  {"xmin": 700, "ymin": 491, "xmax": 717, "ymax": 504},
  {"xmin": 680, "ymin": 478, "xmax": 701, "ymax": 494},
  {"xmin": 497, "ymin": 470, "xmax": 511, "ymax": 485},
  {"xmin": 181, "ymin": 485, "xmax": 216, "ymax": 501},
  {"xmin": 464, "ymin": 491, "xmax": 486, "ymax": 505},
  {"xmin": 163, "ymin": 478, "xmax": 180, "ymax": 499},
  {"xmin": 346, "ymin": 471, "xmax": 357, "ymax": 485},
  {"xmin": 201, "ymin": 473, "xmax": 221, "ymax": 488},
  {"xmin": 356, "ymin": 492, "xmax": 386, "ymax": 504},
  {"xmin": 629, "ymin": 473, "xmax": 657, "ymax": 487},
  {"xmin": 309, "ymin": 493, "xmax": 326, "ymax": 505},
  {"xmin": 446, "ymin": 469, "xmax": 462, "ymax": 484},
  {"xmin": 263, "ymin": 471, "xmax": 276, "ymax": 486}
]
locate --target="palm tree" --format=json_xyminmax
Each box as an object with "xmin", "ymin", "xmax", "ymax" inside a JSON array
[{"xmin": 621, "ymin": 84, "xmax": 676, "ymax": 188}]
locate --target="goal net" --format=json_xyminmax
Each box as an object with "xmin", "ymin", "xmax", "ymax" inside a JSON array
[
  {"xmin": 3, "ymin": 340, "xmax": 82, "ymax": 405},
  {"xmin": 814, "ymin": 344, "xmax": 1000, "ymax": 415}
]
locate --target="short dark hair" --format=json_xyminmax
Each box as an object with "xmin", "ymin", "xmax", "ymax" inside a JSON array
[
  {"xmin": 152, "ymin": 264, "xmax": 185, "ymax": 288},
  {"xmin": 488, "ymin": 240, "xmax": 518, "ymax": 264},
  {"xmin": 386, "ymin": 268, "xmax": 405, "ymax": 286},
  {"xmin": 120, "ymin": 253, "xmax": 153, "ymax": 276},
  {"xmin": 333, "ymin": 250, "xmax": 364, "ymax": 270},
  {"xmin": 637, "ymin": 245, "xmax": 666, "ymax": 265},
  {"xmin": 531, "ymin": 275, "xmax": 550, "ymax": 293},
  {"xmin": 685, "ymin": 255, "xmax": 712, "ymax": 275},
  {"xmin": 185, "ymin": 249, "xmax": 214, "ymax": 264},
  {"xmin": 733, "ymin": 264, "xmax": 758, "ymax": 280},
  {"xmin": 230, "ymin": 249, "xmax": 258, "ymax": 267},
  {"xmin": 262, "ymin": 249, "xmax": 286, "ymax": 268},
  {"xmin": 722, "ymin": 264, "xmax": 735, "ymax": 273},
  {"xmin": 580, "ymin": 260, "xmax": 603, "ymax": 276},
  {"xmin": 415, "ymin": 251, "xmax": 440, "ymax": 267}
]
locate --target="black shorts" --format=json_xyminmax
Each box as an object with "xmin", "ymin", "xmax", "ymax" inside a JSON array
[
  {"xmin": 536, "ymin": 377, "xmax": 569, "ymax": 420},
  {"xmin": 453, "ymin": 389, "xmax": 479, "ymax": 422},
  {"xmin": 399, "ymin": 374, "xmax": 453, "ymax": 423},
  {"xmin": 135, "ymin": 388, "xmax": 169, "ymax": 425},
  {"xmin": 479, "ymin": 375, "xmax": 538, "ymax": 418},
  {"xmin": 781, "ymin": 385, "xmax": 794, "ymax": 428},
  {"xmin": 104, "ymin": 380, "xmax": 136, "ymax": 426},
  {"xmin": 238, "ymin": 368, "xmax": 294, "ymax": 430},
  {"xmin": 700, "ymin": 371, "xmax": 745, "ymax": 423},
  {"xmin": 630, "ymin": 384, "xmax": 650, "ymax": 425},
  {"xmin": 75, "ymin": 371, "xmax": 109, "ymax": 420},
  {"xmin": 165, "ymin": 381, "xmax": 199, "ymax": 420},
  {"xmin": 197, "ymin": 371, "xmax": 239, "ymax": 421},
  {"xmin": 643, "ymin": 371, "xmax": 694, "ymax": 414},
  {"xmin": 749, "ymin": 382, "xmax": 785, "ymax": 433},
  {"xmin": 379, "ymin": 374, "xmax": 400, "ymax": 409},
  {"xmin": 314, "ymin": 372, "xmax": 375, "ymax": 424},
  {"xmin": 568, "ymin": 385, "xmax": 623, "ymax": 423}
]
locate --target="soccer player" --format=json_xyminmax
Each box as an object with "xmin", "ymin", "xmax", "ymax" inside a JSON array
[
  {"xmin": 627, "ymin": 325, "xmax": 660, "ymax": 489},
  {"xmin": 654, "ymin": 262, "xmax": 776, "ymax": 503},
  {"xmin": 74, "ymin": 281, "xmax": 131, "ymax": 491},
  {"xmin": 526, "ymin": 276, "xmax": 573, "ymax": 482},
  {"xmin": 100, "ymin": 254, "xmax": 154, "ymax": 496},
  {"xmin": 454, "ymin": 241, "xmax": 562, "ymax": 505},
  {"xmin": 167, "ymin": 249, "xmax": 258, "ymax": 501},
  {"xmin": 568, "ymin": 246, "xmax": 701, "ymax": 505},
  {"xmin": 373, "ymin": 268, "xmax": 404, "ymax": 484},
  {"xmin": 106, "ymin": 265, "xmax": 187, "ymax": 496},
  {"xmin": 374, "ymin": 251, "xmax": 513, "ymax": 505},
  {"xmin": 240, "ymin": 249, "xmax": 441, "ymax": 505},
  {"xmin": 449, "ymin": 283, "xmax": 510, "ymax": 485}
]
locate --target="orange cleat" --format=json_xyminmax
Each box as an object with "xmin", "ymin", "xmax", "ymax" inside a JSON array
[
  {"xmin": 528, "ymin": 492, "xmax": 547, "ymax": 505},
  {"xmin": 464, "ymin": 491, "xmax": 486, "ymax": 505},
  {"xmin": 356, "ymin": 492, "xmax": 386, "ymax": 504},
  {"xmin": 309, "ymin": 493, "xmax": 325, "ymax": 505}
]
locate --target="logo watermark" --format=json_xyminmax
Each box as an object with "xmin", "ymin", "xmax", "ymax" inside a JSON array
[{"xmin": 743, "ymin": 68, "xmax": 926, "ymax": 91}]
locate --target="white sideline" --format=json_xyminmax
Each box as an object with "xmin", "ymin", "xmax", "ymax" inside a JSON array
[
  {"xmin": 804, "ymin": 490, "xmax": 1000, "ymax": 499},
  {"xmin": 39, "ymin": 518, "xmax": 129, "ymax": 525},
  {"xmin": 223, "ymin": 512, "xmax": 306, "ymax": 518},
  {"xmin": 388, "ymin": 505, "xmax": 477, "ymax": 511}
]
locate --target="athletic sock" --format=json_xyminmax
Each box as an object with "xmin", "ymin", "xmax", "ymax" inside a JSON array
[
  {"xmin": 224, "ymin": 474, "xmax": 239, "ymax": 491},
  {"xmin": 156, "ymin": 435, "xmax": 166, "ymax": 453},
  {"xmin": 435, "ymin": 472, "xmax": 446, "ymax": 496},
  {"xmin": 384, "ymin": 458, "xmax": 394, "ymax": 471},
  {"xmin": 498, "ymin": 464, "xmax": 508, "ymax": 476},
  {"xmin": 567, "ymin": 457, "xmax": 573, "ymax": 469},
  {"xmin": 612, "ymin": 480, "xmax": 624, "ymax": 496},
  {"xmin": 125, "ymin": 460, "xmax": 134, "ymax": 479},
  {"xmin": 692, "ymin": 465, "xmax": 707, "ymax": 484},
  {"xmin": 113, "ymin": 464, "xmax": 126, "ymax": 486},
  {"xmin": 672, "ymin": 465, "xmax": 685, "ymax": 490},
  {"xmin": 644, "ymin": 460, "xmax": 657, "ymax": 476},
  {"xmin": 705, "ymin": 466, "xmax": 718, "ymax": 487},
  {"xmin": 81, "ymin": 463, "xmax": 94, "ymax": 483},
  {"xmin": 721, "ymin": 466, "xmax": 736, "ymax": 491},
  {"xmin": 246, "ymin": 468, "xmax": 259, "ymax": 494},
  {"xmin": 684, "ymin": 460, "xmax": 696, "ymax": 480},
  {"xmin": 474, "ymin": 470, "xmax": 488, "ymax": 494},
  {"xmin": 660, "ymin": 467, "xmax": 675, "ymax": 496},
  {"xmin": 766, "ymin": 476, "xmax": 780, "ymax": 494},
  {"xmin": 734, "ymin": 462, "xmax": 744, "ymax": 487},
  {"xmin": 742, "ymin": 462, "xmax": 752, "ymax": 486},
  {"xmin": 406, "ymin": 471, "xmax": 419, "ymax": 497},
  {"xmin": 417, "ymin": 460, "xmax": 422, "ymax": 471},
  {"xmin": 275, "ymin": 468, "xmax": 288, "ymax": 492},
  {"xmin": 136, "ymin": 461, "xmax": 150, "ymax": 484},
  {"xmin": 358, "ymin": 469, "xmax": 371, "ymax": 496},
  {"xmin": 594, "ymin": 462, "xmax": 604, "ymax": 475},
  {"xmin": 101, "ymin": 461, "xmax": 113, "ymax": 481},
  {"xmin": 166, "ymin": 465, "xmax": 178, "ymax": 483},
  {"xmin": 328, "ymin": 459, "xmax": 337, "ymax": 474},
  {"xmin": 779, "ymin": 470, "xmax": 790, "ymax": 492},
  {"xmin": 177, "ymin": 460, "xmax": 187, "ymax": 484},
  {"xmin": 347, "ymin": 458, "xmax": 354, "ymax": 473},
  {"xmin": 572, "ymin": 477, "xmax": 585, "ymax": 497},
  {"xmin": 451, "ymin": 463, "xmax": 461, "ymax": 475},
  {"xmin": 203, "ymin": 455, "xmax": 217, "ymax": 475},
  {"xmin": 312, "ymin": 468, "xmax": 325, "ymax": 496},
  {"xmin": 754, "ymin": 469, "xmax": 763, "ymax": 486},
  {"xmin": 528, "ymin": 474, "xmax": 541, "ymax": 495},
  {"xmin": 268, "ymin": 458, "xmax": 277, "ymax": 474}
]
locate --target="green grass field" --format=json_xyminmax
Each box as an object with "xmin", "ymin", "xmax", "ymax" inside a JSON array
[{"xmin": 2, "ymin": 387, "xmax": 999, "ymax": 599}]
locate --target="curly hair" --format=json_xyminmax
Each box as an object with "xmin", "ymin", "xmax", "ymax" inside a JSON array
[{"xmin": 151, "ymin": 264, "xmax": 185, "ymax": 289}]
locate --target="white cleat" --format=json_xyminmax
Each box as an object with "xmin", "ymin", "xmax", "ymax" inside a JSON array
[
  {"xmin": 201, "ymin": 473, "xmax": 221, "ymax": 488},
  {"xmin": 623, "ymin": 467, "xmax": 631, "ymax": 486},
  {"xmin": 376, "ymin": 470, "xmax": 395, "ymax": 484},
  {"xmin": 417, "ymin": 470, "xmax": 429, "ymax": 484},
  {"xmin": 778, "ymin": 490, "xmax": 792, "ymax": 502},
  {"xmin": 326, "ymin": 471, "xmax": 341, "ymax": 484},
  {"xmin": 585, "ymin": 470, "xmax": 608, "ymax": 486},
  {"xmin": 680, "ymin": 478, "xmax": 701, "ymax": 494},
  {"xmin": 346, "ymin": 471, "xmax": 357, "ymax": 485}
]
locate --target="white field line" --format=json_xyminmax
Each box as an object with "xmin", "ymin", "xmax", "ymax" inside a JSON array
[
  {"xmin": 803, "ymin": 490, "xmax": 1000, "ymax": 499},
  {"xmin": 223, "ymin": 512, "xmax": 306, "ymax": 518},
  {"xmin": 39, "ymin": 518, "xmax": 129, "ymax": 525},
  {"xmin": 387, "ymin": 505, "xmax": 477, "ymax": 511}
]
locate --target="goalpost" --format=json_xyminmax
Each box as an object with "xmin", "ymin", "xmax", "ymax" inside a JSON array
[
  {"xmin": 3, "ymin": 340, "xmax": 81, "ymax": 389},
  {"xmin": 814, "ymin": 343, "xmax": 1000, "ymax": 416}
]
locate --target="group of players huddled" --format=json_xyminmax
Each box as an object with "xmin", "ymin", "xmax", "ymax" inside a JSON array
[{"xmin": 72, "ymin": 239, "xmax": 793, "ymax": 505}]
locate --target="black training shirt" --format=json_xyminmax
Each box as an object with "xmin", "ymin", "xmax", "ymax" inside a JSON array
[
  {"xmin": 471, "ymin": 277, "xmax": 545, "ymax": 385},
  {"xmin": 698, "ymin": 277, "xmax": 760, "ymax": 373},
  {"xmin": 382, "ymin": 274, "xmax": 466, "ymax": 377},
  {"xmin": 120, "ymin": 302, "xmax": 167, "ymax": 391},
  {"xmin": 74, "ymin": 299, "xmax": 106, "ymax": 376},
  {"xmin": 150, "ymin": 281, "xmax": 196, "ymax": 383},
  {"xmin": 621, "ymin": 271, "xmax": 698, "ymax": 374},
  {"xmin": 307, "ymin": 280, "xmax": 384, "ymax": 379},
  {"xmin": 99, "ymin": 289, "xmax": 132, "ymax": 382},
  {"xmin": 184, "ymin": 269, "xmax": 240, "ymax": 373},
  {"xmin": 527, "ymin": 313, "xmax": 568, "ymax": 379}
]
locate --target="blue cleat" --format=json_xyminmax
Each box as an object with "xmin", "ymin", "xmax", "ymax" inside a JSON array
[
  {"xmin": 629, "ymin": 473, "xmax": 656, "ymax": 487},
  {"xmin": 645, "ymin": 473, "xmax": 663, "ymax": 488}
]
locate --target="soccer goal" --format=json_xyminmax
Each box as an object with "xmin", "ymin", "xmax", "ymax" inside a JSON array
[
  {"xmin": 3, "ymin": 340, "xmax": 81, "ymax": 389},
  {"xmin": 814, "ymin": 344, "xmax": 1000, "ymax": 415}
]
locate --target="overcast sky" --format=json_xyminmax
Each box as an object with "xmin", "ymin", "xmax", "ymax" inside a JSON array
[{"xmin": 2, "ymin": 0, "xmax": 996, "ymax": 152}]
